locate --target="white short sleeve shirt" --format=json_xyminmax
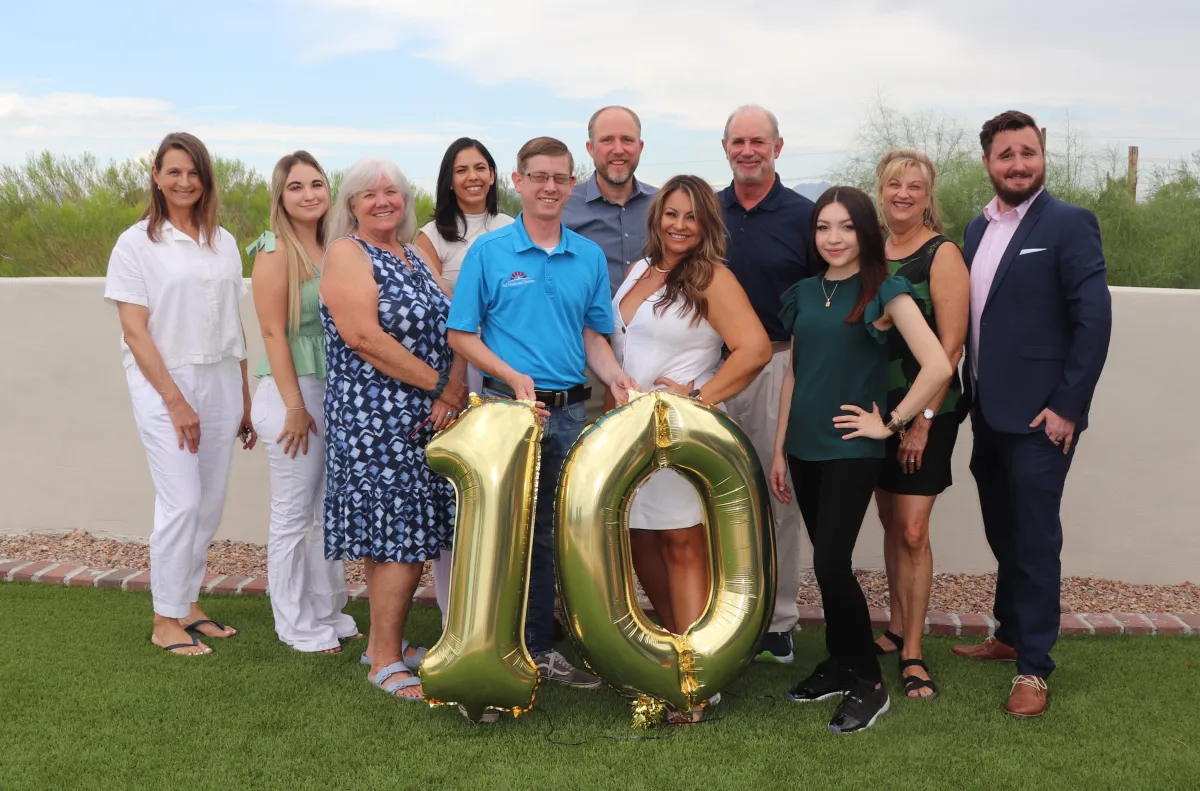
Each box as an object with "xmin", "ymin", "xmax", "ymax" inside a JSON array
[{"xmin": 104, "ymin": 219, "xmax": 248, "ymax": 371}]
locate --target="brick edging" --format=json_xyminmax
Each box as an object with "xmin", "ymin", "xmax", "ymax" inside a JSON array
[{"xmin": 2, "ymin": 557, "xmax": 1196, "ymax": 637}]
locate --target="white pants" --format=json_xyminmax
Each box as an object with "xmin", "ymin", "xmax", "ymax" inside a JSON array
[
  {"xmin": 127, "ymin": 358, "xmax": 243, "ymax": 619},
  {"xmin": 723, "ymin": 346, "xmax": 806, "ymax": 633},
  {"xmin": 251, "ymin": 375, "xmax": 358, "ymax": 652}
]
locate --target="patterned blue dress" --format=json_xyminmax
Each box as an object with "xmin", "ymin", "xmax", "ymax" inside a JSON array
[{"xmin": 321, "ymin": 237, "xmax": 455, "ymax": 563}]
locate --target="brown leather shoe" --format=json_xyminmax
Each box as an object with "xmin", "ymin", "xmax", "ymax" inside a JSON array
[
  {"xmin": 1006, "ymin": 675, "xmax": 1048, "ymax": 717},
  {"xmin": 951, "ymin": 635, "xmax": 1018, "ymax": 662}
]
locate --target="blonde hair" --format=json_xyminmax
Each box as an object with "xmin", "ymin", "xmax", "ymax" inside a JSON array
[
  {"xmin": 874, "ymin": 148, "xmax": 943, "ymax": 233},
  {"xmin": 269, "ymin": 151, "xmax": 328, "ymax": 334},
  {"xmin": 325, "ymin": 157, "xmax": 417, "ymax": 245}
]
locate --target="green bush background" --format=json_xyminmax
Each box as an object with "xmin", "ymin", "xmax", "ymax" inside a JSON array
[{"xmin": 2, "ymin": 105, "xmax": 1197, "ymax": 287}]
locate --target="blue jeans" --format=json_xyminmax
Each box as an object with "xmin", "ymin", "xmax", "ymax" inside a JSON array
[{"xmin": 483, "ymin": 388, "xmax": 588, "ymax": 655}]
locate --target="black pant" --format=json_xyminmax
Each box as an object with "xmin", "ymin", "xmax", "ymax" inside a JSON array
[
  {"xmin": 788, "ymin": 456, "xmax": 883, "ymax": 684},
  {"xmin": 970, "ymin": 413, "xmax": 1077, "ymax": 678}
]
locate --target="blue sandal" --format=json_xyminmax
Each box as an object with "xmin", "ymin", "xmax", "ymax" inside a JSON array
[
  {"xmin": 361, "ymin": 638, "xmax": 427, "ymax": 670},
  {"xmin": 369, "ymin": 661, "xmax": 424, "ymax": 700}
]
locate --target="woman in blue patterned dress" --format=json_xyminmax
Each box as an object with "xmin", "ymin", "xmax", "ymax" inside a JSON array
[{"xmin": 319, "ymin": 157, "xmax": 468, "ymax": 701}]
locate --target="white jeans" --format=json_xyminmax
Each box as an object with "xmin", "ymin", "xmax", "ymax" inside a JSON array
[
  {"xmin": 251, "ymin": 375, "xmax": 358, "ymax": 652},
  {"xmin": 127, "ymin": 358, "xmax": 243, "ymax": 619},
  {"xmin": 723, "ymin": 346, "xmax": 806, "ymax": 633}
]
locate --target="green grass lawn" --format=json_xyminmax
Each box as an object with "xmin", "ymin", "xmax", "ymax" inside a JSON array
[{"xmin": 1, "ymin": 583, "xmax": 1197, "ymax": 791}]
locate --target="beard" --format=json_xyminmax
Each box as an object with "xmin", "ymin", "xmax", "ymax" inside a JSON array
[
  {"xmin": 598, "ymin": 162, "xmax": 634, "ymax": 186},
  {"xmin": 989, "ymin": 168, "xmax": 1045, "ymax": 207}
]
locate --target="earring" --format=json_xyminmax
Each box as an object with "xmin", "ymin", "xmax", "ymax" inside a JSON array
[{"xmin": 923, "ymin": 207, "xmax": 932, "ymax": 227}]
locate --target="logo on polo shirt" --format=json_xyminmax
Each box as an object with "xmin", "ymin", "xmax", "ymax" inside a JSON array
[{"xmin": 503, "ymin": 270, "xmax": 535, "ymax": 288}]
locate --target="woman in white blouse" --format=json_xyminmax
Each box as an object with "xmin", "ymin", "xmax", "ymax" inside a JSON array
[
  {"xmin": 105, "ymin": 132, "xmax": 256, "ymax": 656},
  {"xmin": 413, "ymin": 137, "xmax": 513, "ymax": 620},
  {"xmin": 611, "ymin": 175, "xmax": 771, "ymax": 721}
]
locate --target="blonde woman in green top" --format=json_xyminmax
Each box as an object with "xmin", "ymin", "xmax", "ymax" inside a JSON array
[{"xmin": 249, "ymin": 151, "xmax": 360, "ymax": 654}]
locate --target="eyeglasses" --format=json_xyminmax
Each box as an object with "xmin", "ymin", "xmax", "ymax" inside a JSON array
[{"xmin": 523, "ymin": 172, "xmax": 573, "ymax": 185}]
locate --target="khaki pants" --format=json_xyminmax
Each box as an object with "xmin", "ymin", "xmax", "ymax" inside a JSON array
[{"xmin": 723, "ymin": 346, "xmax": 807, "ymax": 633}]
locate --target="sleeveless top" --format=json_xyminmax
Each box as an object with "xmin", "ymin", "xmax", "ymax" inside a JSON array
[
  {"xmin": 246, "ymin": 231, "xmax": 325, "ymax": 380},
  {"xmin": 418, "ymin": 212, "xmax": 515, "ymax": 294},
  {"xmin": 885, "ymin": 235, "xmax": 964, "ymax": 419},
  {"xmin": 610, "ymin": 259, "xmax": 725, "ymax": 406}
]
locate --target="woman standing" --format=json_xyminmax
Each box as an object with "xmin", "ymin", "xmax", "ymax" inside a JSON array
[
  {"xmin": 105, "ymin": 132, "xmax": 256, "ymax": 656},
  {"xmin": 870, "ymin": 149, "xmax": 970, "ymax": 699},
  {"xmin": 320, "ymin": 157, "xmax": 462, "ymax": 700},
  {"xmin": 611, "ymin": 175, "xmax": 771, "ymax": 723},
  {"xmin": 248, "ymin": 151, "xmax": 360, "ymax": 654},
  {"xmin": 769, "ymin": 186, "xmax": 951, "ymax": 733},
  {"xmin": 413, "ymin": 137, "xmax": 512, "ymax": 620}
]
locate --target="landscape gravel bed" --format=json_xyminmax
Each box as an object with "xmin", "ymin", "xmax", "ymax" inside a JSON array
[{"xmin": 3, "ymin": 530, "xmax": 1197, "ymax": 614}]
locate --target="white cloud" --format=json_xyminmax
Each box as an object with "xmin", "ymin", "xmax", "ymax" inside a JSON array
[{"xmin": 304, "ymin": 0, "xmax": 1200, "ymax": 151}]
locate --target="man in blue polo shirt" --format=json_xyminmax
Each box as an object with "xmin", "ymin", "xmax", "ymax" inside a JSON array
[
  {"xmin": 448, "ymin": 135, "xmax": 639, "ymax": 689},
  {"xmin": 718, "ymin": 104, "xmax": 816, "ymax": 665}
]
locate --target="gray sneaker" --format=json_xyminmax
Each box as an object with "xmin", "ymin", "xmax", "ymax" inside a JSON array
[{"xmin": 534, "ymin": 650, "xmax": 602, "ymax": 688}]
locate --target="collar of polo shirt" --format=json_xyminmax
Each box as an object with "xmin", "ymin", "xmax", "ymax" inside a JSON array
[
  {"xmin": 721, "ymin": 173, "xmax": 787, "ymax": 213},
  {"xmin": 508, "ymin": 215, "xmax": 579, "ymax": 257}
]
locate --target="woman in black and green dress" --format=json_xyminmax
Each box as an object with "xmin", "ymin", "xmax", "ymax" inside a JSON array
[
  {"xmin": 870, "ymin": 150, "xmax": 970, "ymax": 700},
  {"xmin": 768, "ymin": 186, "xmax": 952, "ymax": 733}
]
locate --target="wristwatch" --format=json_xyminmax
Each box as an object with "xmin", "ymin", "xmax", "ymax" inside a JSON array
[
  {"xmin": 688, "ymin": 388, "xmax": 701, "ymax": 399},
  {"xmin": 922, "ymin": 408, "xmax": 935, "ymax": 420}
]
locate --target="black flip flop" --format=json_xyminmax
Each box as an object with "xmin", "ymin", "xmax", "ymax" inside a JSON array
[
  {"xmin": 899, "ymin": 658, "xmax": 939, "ymax": 699},
  {"xmin": 148, "ymin": 633, "xmax": 211, "ymax": 656},
  {"xmin": 874, "ymin": 629, "xmax": 905, "ymax": 656},
  {"xmin": 183, "ymin": 619, "xmax": 237, "ymax": 637}
]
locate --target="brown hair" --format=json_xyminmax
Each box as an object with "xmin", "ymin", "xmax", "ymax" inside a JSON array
[
  {"xmin": 269, "ymin": 151, "xmax": 329, "ymax": 334},
  {"xmin": 516, "ymin": 136, "xmax": 574, "ymax": 174},
  {"xmin": 874, "ymin": 148, "xmax": 944, "ymax": 232},
  {"xmin": 141, "ymin": 132, "xmax": 219, "ymax": 248},
  {"xmin": 811, "ymin": 186, "xmax": 888, "ymax": 324},
  {"xmin": 980, "ymin": 110, "xmax": 1043, "ymax": 157},
  {"xmin": 641, "ymin": 175, "xmax": 727, "ymax": 326}
]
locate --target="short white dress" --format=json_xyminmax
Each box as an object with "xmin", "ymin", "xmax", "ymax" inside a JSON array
[{"xmin": 611, "ymin": 259, "xmax": 725, "ymax": 531}]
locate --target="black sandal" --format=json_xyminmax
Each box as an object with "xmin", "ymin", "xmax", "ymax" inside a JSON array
[
  {"xmin": 899, "ymin": 658, "xmax": 938, "ymax": 700},
  {"xmin": 182, "ymin": 619, "xmax": 237, "ymax": 638},
  {"xmin": 874, "ymin": 629, "xmax": 905, "ymax": 656}
]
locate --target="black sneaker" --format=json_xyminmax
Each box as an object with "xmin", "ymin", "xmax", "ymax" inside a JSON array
[
  {"xmin": 828, "ymin": 677, "xmax": 890, "ymax": 733},
  {"xmin": 786, "ymin": 661, "xmax": 848, "ymax": 703},
  {"xmin": 754, "ymin": 630, "xmax": 795, "ymax": 664}
]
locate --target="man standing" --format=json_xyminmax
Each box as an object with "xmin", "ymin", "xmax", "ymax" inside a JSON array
[
  {"xmin": 717, "ymin": 104, "xmax": 815, "ymax": 663},
  {"xmin": 448, "ymin": 136, "xmax": 639, "ymax": 689},
  {"xmin": 952, "ymin": 111, "xmax": 1111, "ymax": 718},
  {"xmin": 563, "ymin": 105, "xmax": 658, "ymax": 296}
]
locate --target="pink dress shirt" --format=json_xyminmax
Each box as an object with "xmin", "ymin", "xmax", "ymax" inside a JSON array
[{"xmin": 969, "ymin": 187, "xmax": 1044, "ymax": 381}]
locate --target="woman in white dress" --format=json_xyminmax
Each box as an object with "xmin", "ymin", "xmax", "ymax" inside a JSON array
[
  {"xmin": 413, "ymin": 137, "xmax": 513, "ymax": 620},
  {"xmin": 611, "ymin": 174, "xmax": 772, "ymax": 719}
]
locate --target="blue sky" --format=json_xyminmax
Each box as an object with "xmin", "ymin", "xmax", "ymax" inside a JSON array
[{"xmin": 3, "ymin": 0, "xmax": 1199, "ymax": 195}]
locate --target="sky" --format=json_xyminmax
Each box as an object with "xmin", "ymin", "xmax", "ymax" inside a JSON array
[{"xmin": 3, "ymin": 0, "xmax": 1200, "ymax": 195}]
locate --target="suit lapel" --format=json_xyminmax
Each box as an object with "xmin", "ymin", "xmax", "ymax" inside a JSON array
[
  {"xmin": 985, "ymin": 191, "xmax": 1050, "ymax": 308},
  {"xmin": 963, "ymin": 219, "xmax": 985, "ymax": 270}
]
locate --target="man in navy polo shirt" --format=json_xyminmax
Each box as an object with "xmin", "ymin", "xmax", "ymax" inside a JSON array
[
  {"xmin": 718, "ymin": 104, "xmax": 816, "ymax": 664},
  {"xmin": 448, "ymin": 136, "xmax": 639, "ymax": 689}
]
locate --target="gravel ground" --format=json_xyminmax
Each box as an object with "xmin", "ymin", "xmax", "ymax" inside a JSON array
[{"xmin": 3, "ymin": 530, "xmax": 1198, "ymax": 614}]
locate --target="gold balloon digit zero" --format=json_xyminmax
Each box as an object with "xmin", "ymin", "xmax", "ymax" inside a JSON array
[
  {"xmin": 421, "ymin": 395, "xmax": 544, "ymax": 721},
  {"xmin": 554, "ymin": 390, "xmax": 777, "ymax": 713}
]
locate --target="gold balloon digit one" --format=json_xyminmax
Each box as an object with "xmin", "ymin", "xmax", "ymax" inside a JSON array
[
  {"xmin": 421, "ymin": 394, "xmax": 544, "ymax": 722},
  {"xmin": 555, "ymin": 390, "xmax": 777, "ymax": 716}
]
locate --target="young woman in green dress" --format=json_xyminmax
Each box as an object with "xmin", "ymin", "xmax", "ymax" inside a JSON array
[{"xmin": 768, "ymin": 186, "xmax": 952, "ymax": 733}]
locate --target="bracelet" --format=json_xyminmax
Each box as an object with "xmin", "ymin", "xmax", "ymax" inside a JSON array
[
  {"xmin": 425, "ymin": 369, "xmax": 450, "ymax": 401},
  {"xmin": 286, "ymin": 406, "xmax": 307, "ymax": 411}
]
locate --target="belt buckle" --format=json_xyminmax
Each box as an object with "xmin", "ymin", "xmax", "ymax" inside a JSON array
[{"xmin": 555, "ymin": 390, "xmax": 566, "ymax": 408}]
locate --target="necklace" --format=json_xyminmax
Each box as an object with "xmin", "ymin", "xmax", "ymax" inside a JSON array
[
  {"xmin": 651, "ymin": 263, "xmax": 671, "ymax": 274},
  {"xmin": 820, "ymin": 278, "xmax": 838, "ymax": 308}
]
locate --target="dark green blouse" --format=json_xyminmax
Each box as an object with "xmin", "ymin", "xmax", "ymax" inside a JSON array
[{"xmin": 779, "ymin": 273, "xmax": 919, "ymax": 462}]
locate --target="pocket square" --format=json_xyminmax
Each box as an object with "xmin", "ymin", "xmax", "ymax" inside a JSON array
[{"xmin": 1019, "ymin": 247, "xmax": 1047, "ymax": 255}]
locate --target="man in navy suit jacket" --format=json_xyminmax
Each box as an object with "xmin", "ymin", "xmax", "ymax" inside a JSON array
[{"xmin": 951, "ymin": 111, "xmax": 1112, "ymax": 719}]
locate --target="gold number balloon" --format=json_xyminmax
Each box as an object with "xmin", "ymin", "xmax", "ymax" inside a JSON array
[
  {"xmin": 555, "ymin": 390, "xmax": 776, "ymax": 714},
  {"xmin": 420, "ymin": 395, "xmax": 543, "ymax": 722}
]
